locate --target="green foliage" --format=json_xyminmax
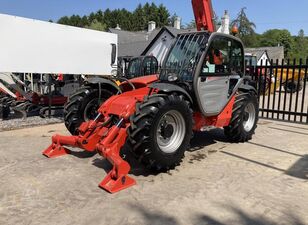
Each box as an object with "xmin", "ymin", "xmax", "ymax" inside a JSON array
[
  {"xmin": 85, "ymin": 19, "xmax": 106, "ymax": 31},
  {"xmin": 185, "ymin": 20, "xmax": 196, "ymax": 29},
  {"xmin": 57, "ymin": 3, "xmax": 170, "ymax": 32},
  {"xmin": 288, "ymin": 30, "xmax": 308, "ymax": 62},
  {"xmin": 259, "ymin": 29, "xmax": 294, "ymax": 56},
  {"xmin": 232, "ymin": 8, "xmax": 308, "ymax": 60},
  {"xmin": 231, "ymin": 7, "xmax": 256, "ymax": 47}
]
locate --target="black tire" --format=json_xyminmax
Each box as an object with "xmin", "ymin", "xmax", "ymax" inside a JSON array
[
  {"xmin": 0, "ymin": 102, "xmax": 10, "ymax": 119},
  {"xmin": 64, "ymin": 85, "xmax": 114, "ymax": 135},
  {"xmin": 128, "ymin": 94, "xmax": 193, "ymax": 171},
  {"xmin": 284, "ymin": 80, "xmax": 303, "ymax": 93},
  {"xmin": 224, "ymin": 91, "xmax": 259, "ymax": 142}
]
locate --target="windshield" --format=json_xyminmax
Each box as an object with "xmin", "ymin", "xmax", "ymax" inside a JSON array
[{"xmin": 160, "ymin": 33, "xmax": 209, "ymax": 82}]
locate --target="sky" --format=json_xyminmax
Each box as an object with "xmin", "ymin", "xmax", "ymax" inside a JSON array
[{"xmin": 0, "ymin": 0, "xmax": 308, "ymax": 35}]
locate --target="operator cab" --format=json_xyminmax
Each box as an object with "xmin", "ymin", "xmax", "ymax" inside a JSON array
[
  {"xmin": 160, "ymin": 32, "xmax": 245, "ymax": 116},
  {"xmin": 126, "ymin": 56, "xmax": 159, "ymax": 79}
]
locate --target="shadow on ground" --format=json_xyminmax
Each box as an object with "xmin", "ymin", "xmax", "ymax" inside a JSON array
[
  {"xmin": 222, "ymin": 143, "xmax": 308, "ymax": 180},
  {"xmin": 67, "ymin": 127, "xmax": 308, "ymax": 181},
  {"xmin": 189, "ymin": 129, "xmax": 230, "ymax": 152},
  {"xmin": 127, "ymin": 203, "xmax": 306, "ymax": 225},
  {"xmin": 72, "ymin": 129, "xmax": 229, "ymax": 178},
  {"xmin": 286, "ymin": 155, "xmax": 308, "ymax": 180}
]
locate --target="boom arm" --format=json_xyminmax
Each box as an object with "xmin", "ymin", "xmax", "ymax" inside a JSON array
[{"xmin": 192, "ymin": 0, "xmax": 215, "ymax": 32}]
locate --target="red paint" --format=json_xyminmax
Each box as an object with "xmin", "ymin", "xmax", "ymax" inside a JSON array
[
  {"xmin": 120, "ymin": 75, "xmax": 158, "ymax": 91},
  {"xmin": 193, "ymin": 95, "xmax": 235, "ymax": 131},
  {"xmin": 192, "ymin": 0, "xmax": 215, "ymax": 32}
]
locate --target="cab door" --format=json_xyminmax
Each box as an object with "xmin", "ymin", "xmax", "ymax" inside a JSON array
[{"xmin": 195, "ymin": 34, "xmax": 244, "ymax": 116}]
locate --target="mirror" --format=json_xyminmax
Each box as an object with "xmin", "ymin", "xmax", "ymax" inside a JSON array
[{"xmin": 111, "ymin": 44, "xmax": 117, "ymax": 65}]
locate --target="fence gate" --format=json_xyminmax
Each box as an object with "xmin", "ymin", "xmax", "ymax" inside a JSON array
[{"xmin": 248, "ymin": 58, "xmax": 308, "ymax": 124}]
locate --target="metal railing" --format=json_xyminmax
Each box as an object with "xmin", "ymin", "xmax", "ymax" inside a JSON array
[{"xmin": 247, "ymin": 59, "xmax": 308, "ymax": 124}]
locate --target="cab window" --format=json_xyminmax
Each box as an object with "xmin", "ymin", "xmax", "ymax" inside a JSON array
[
  {"xmin": 201, "ymin": 36, "xmax": 244, "ymax": 76},
  {"xmin": 143, "ymin": 57, "xmax": 158, "ymax": 75}
]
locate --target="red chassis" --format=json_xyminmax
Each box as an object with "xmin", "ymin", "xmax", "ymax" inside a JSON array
[{"xmin": 42, "ymin": 75, "xmax": 236, "ymax": 193}]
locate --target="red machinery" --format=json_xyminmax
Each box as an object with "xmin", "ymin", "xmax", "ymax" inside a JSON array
[
  {"xmin": 192, "ymin": 0, "xmax": 215, "ymax": 32},
  {"xmin": 43, "ymin": 0, "xmax": 259, "ymax": 193}
]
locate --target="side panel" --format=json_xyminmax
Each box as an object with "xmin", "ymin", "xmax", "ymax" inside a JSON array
[
  {"xmin": 0, "ymin": 14, "xmax": 117, "ymax": 75},
  {"xmin": 197, "ymin": 76, "xmax": 230, "ymax": 115},
  {"xmin": 145, "ymin": 30, "xmax": 174, "ymax": 65}
]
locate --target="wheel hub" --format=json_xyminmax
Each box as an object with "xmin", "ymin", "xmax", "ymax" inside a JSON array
[
  {"xmin": 84, "ymin": 98, "xmax": 100, "ymax": 121},
  {"xmin": 160, "ymin": 123, "xmax": 174, "ymax": 139},
  {"xmin": 156, "ymin": 110, "xmax": 186, "ymax": 154},
  {"xmin": 243, "ymin": 103, "xmax": 256, "ymax": 132}
]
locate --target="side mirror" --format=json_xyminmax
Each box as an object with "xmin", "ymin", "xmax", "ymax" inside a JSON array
[{"xmin": 111, "ymin": 44, "xmax": 117, "ymax": 65}]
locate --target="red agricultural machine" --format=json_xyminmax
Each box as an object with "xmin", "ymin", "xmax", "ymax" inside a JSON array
[
  {"xmin": 0, "ymin": 73, "xmax": 72, "ymax": 119},
  {"xmin": 43, "ymin": 0, "xmax": 259, "ymax": 193}
]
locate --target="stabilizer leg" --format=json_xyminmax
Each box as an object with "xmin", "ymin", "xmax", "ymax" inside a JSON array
[
  {"xmin": 99, "ymin": 170, "xmax": 136, "ymax": 194},
  {"xmin": 96, "ymin": 121, "xmax": 136, "ymax": 193},
  {"xmin": 43, "ymin": 143, "xmax": 70, "ymax": 158},
  {"xmin": 42, "ymin": 134, "xmax": 78, "ymax": 158}
]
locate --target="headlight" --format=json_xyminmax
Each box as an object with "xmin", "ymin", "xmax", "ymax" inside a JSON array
[
  {"xmin": 111, "ymin": 69, "xmax": 118, "ymax": 76},
  {"xmin": 167, "ymin": 73, "xmax": 178, "ymax": 82}
]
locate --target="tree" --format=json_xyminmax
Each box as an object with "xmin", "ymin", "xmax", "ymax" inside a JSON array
[
  {"xmin": 186, "ymin": 20, "xmax": 196, "ymax": 29},
  {"xmin": 288, "ymin": 29, "xmax": 308, "ymax": 61},
  {"xmin": 231, "ymin": 8, "xmax": 256, "ymax": 47},
  {"xmin": 85, "ymin": 19, "xmax": 106, "ymax": 31},
  {"xmin": 133, "ymin": 4, "xmax": 147, "ymax": 31},
  {"xmin": 58, "ymin": 16, "xmax": 70, "ymax": 25},
  {"xmin": 157, "ymin": 4, "xmax": 170, "ymax": 28},
  {"xmin": 57, "ymin": 3, "xmax": 171, "ymax": 32},
  {"xmin": 259, "ymin": 29, "xmax": 294, "ymax": 56}
]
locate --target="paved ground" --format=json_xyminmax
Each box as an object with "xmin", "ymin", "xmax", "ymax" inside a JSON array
[{"xmin": 0, "ymin": 119, "xmax": 307, "ymax": 225}]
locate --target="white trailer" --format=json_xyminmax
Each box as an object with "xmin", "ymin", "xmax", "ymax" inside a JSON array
[
  {"xmin": 0, "ymin": 13, "xmax": 118, "ymax": 119},
  {"xmin": 0, "ymin": 13, "xmax": 118, "ymax": 75}
]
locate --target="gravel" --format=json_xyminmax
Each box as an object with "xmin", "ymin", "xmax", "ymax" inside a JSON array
[{"xmin": 0, "ymin": 116, "xmax": 63, "ymax": 132}]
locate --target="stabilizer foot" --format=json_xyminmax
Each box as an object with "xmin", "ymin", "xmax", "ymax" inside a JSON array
[
  {"xmin": 99, "ymin": 171, "xmax": 136, "ymax": 193},
  {"xmin": 43, "ymin": 144, "xmax": 70, "ymax": 158}
]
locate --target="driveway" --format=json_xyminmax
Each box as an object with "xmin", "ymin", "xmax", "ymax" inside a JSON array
[{"xmin": 0, "ymin": 119, "xmax": 307, "ymax": 225}]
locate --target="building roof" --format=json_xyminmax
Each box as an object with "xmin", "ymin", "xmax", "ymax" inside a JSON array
[
  {"xmin": 245, "ymin": 46, "xmax": 284, "ymax": 62},
  {"xmin": 109, "ymin": 26, "xmax": 197, "ymax": 57}
]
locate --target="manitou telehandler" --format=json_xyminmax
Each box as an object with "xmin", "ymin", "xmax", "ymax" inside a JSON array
[{"xmin": 43, "ymin": 0, "xmax": 259, "ymax": 193}]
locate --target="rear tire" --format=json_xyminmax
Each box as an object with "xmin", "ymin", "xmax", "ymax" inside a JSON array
[
  {"xmin": 224, "ymin": 91, "xmax": 259, "ymax": 142},
  {"xmin": 0, "ymin": 104, "xmax": 10, "ymax": 119},
  {"xmin": 284, "ymin": 80, "xmax": 303, "ymax": 93},
  {"xmin": 64, "ymin": 85, "xmax": 114, "ymax": 135},
  {"xmin": 128, "ymin": 94, "xmax": 193, "ymax": 171}
]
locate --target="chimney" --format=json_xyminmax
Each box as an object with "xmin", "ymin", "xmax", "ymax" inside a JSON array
[
  {"xmin": 221, "ymin": 10, "xmax": 230, "ymax": 34},
  {"xmin": 115, "ymin": 24, "xmax": 121, "ymax": 30},
  {"xmin": 174, "ymin": 16, "xmax": 181, "ymax": 29},
  {"xmin": 148, "ymin": 21, "xmax": 156, "ymax": 32}
]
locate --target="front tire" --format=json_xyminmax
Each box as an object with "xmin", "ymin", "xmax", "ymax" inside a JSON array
[
  {"xmin": 224, "ymin": 91, "xmax": 259, "ymax": 142},
  {"xmin": 64, "ymin": 85, "xmax": 114, "ymax": 135},
  {"xmin": 128, "ymin": 94, "xmax": 193, "ymax": 171}
]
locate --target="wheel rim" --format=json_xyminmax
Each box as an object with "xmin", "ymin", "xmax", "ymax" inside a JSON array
[
  {"xmin": 156, "ymin": 110, "xmax": 186, "ymax": 154},
  {"xmin": 83, "ymin": 98, "xmax": 100, "ymax": 121},
  {"xmin": 243, "ymin": 103, "xmax": 256, "ymax": 132}
]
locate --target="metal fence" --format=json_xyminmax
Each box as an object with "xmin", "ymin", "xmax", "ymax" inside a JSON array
[{"xmin": 247, "ymin": 59, "xmax": 308, "ymax": 124}]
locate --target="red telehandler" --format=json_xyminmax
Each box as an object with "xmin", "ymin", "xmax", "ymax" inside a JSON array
[{"xmin": 43, "ymin": 0, "xmax": 259, "ymax": 193}]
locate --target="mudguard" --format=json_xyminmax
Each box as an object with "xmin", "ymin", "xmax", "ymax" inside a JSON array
[
  {"xmin": 86, "ymin": 77, "xmax": 121, "ymax": 93},
  {"xmin": 149, "ymin": 83, "xmax": 193, "ymax": 104},
  {"xmin": 238, "ymin": 82, "xmax": 257, "ymax": 95}
]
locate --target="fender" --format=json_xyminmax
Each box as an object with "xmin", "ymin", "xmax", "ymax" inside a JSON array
[
  {"xmin": 238, "ymin": 83, "xmax": 257, "ymax": 95},
  {"xmin": 86, "ymin": 77, "xmax": 121, "ymax": 94},
  {"xmin": 149, "ymin": 83, "xmax": 193, "ymax": 104}
]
